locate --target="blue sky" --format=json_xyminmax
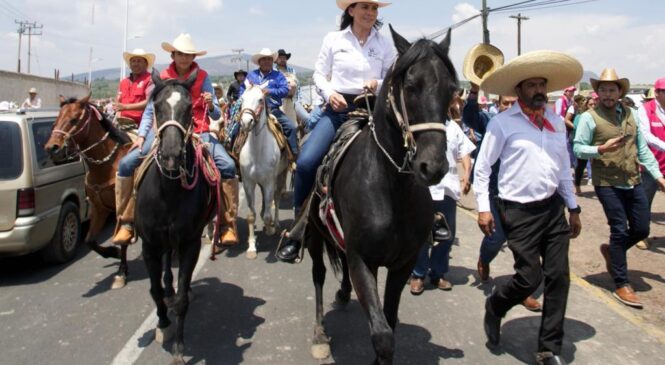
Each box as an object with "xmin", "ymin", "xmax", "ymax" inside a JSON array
[{"xmin": 1, "ymin": 0, "xmax": 664, "ymax": 84}]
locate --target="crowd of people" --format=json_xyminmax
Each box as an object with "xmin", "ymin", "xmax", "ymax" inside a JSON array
[{"xmin": 32, "ymin": 1, "xmax": 664, "ymax": 364}]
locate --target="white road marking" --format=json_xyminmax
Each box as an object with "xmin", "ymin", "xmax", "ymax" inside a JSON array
[{"xmin": 110, "ymin": 243, "xmax": 212, "ymax": 365}]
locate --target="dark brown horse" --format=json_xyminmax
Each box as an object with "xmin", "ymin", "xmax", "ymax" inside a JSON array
[{"xmin": 45, "ymin": 95, "xmax": 133, "ymax": 288}]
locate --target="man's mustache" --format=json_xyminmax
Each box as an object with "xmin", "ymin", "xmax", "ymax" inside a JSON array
[{"xmin": 533, "ymin": 93, "xmax": 547, "ymax": 102}]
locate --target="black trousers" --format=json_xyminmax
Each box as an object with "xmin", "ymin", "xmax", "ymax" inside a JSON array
[{"xmin": 489, "ymin": 194, "xmax": 571, "ymax": 354}]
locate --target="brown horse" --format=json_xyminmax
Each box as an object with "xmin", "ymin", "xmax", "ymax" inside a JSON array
[{"xmin": 45, "ymin": 95, "xmax": 133, "ymax": 289}]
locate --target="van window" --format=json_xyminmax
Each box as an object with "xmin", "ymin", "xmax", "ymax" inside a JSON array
[
  {"xmin": 32, "ymin": 121, "xmax": 79, "ymax": 169},
  {"xmin": 0, "ymin": 121, "xmax": 23, "ymax": 180}
]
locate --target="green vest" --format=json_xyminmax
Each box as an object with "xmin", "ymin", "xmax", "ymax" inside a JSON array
[{"xmin": 589, "ymin": 106, "xmax": 640, "ymax": 186}]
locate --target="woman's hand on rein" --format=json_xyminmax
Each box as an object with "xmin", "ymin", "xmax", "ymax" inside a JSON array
[
  {"xmin": 329, "ymin": 93, "xmax": 348, "ymax": 112},
  {"xmin": 363, "ymin": 80, "xmax": 379, "ymax": 93}
]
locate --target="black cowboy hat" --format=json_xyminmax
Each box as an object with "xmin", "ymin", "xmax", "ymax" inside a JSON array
[
  {"xmin": 233, "ymin": 69, "xmax": 248, "ymax": 78},
  {"xmin": 277, "ymin": 49, "xmax": 291, "ymax": 60}
]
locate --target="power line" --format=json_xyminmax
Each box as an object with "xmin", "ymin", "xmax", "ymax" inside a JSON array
[
  {"xmin": 491, "ymin": 0, "xmax": 599, "ymax": 14},
  {"xmin": 0, "ymin": 0, "xmax": 31, "ymax": 20}
]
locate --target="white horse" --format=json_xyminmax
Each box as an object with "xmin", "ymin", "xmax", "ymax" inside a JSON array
[{"xmin": 238, "ymin": 84, "xmax": 289, "ymax": 259}]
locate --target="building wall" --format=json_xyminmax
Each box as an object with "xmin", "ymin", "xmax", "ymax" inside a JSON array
[{"xmin": 0, "ymin": 71, "xmax": 89, "ymax": 108}]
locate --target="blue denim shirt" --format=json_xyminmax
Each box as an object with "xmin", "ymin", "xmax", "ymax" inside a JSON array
[{"xmin": 239, "ymin": 69, "xmax": 289, "ymax": 109}]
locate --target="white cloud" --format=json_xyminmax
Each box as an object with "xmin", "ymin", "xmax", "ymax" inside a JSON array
[{"xmin": 248, "ymin": 6, "xmax": 264, "ymax": 16}]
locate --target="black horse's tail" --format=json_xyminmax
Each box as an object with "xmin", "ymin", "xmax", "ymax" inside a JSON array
[{"xmin": 306, "ymin": 193, "xmax": 343, "ymax": 276}]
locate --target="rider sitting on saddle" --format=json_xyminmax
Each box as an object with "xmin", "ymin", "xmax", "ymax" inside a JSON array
[
  {"xmin": 238, "ymin": 48, "xmax": 299, "ymax": 160},
  {"xmin": 112, "ymin": 33, "xmax": 240, "ymax": 245},
  {"xmin": 276, "ymin": 0, "xmax": 396, "ymax": 262},
  {"xmin": 274, "ymin": 48, "xmax": 311, "ymax": 125}
]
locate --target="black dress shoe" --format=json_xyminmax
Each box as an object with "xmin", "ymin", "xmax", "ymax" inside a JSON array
[
  {"xmin": 484, "ymin": 298, "xmax": 501, "ymax": 347},
  {"xmin": 433, "ymin": 213, "xmax": 452, "ymax": 242},
  {"xmin": 276, "ymin": 238, "xmax": 301, "ymax": 262},
  {"xmin": 536, "ymin": 353, "xmax": 567, "ymax": 365}
]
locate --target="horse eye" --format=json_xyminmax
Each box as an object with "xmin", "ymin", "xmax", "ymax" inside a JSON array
[{"xmin": 70, "ymin": 118, "xmax": 79, "ymax": 125}]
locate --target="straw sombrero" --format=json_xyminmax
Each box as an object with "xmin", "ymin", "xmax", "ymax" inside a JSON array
[
  {"xmin": 251, "ymin": 48, "xmax": 277, "ymax": 66},
  {"xmin": 480, "ymin": 50, "xmax": 583, "ymax": 97},
  {"xmin": 590, "ymin": 68, "xmax": 630, "ymax": 98},
  {"xmin": 161, "ymin": 33, "xmax": 207, "ymax": 56},
  {"xmin": 463, "ymin": 43, "xmax": 504, "ymax": 86},
  {"xmin": 122, "ymin": 48, "xmax": 155, "ymax": 68},
  {"xmin": 336, "ymin": 0, "xmax": 391, "ymax": 11}
]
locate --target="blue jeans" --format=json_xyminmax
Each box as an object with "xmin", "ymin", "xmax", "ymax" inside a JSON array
[
  {"xmin": 641, "ymin": 171, "xmax": 659, "ymax": 211},
  {"xmin": 271, "ymin": 108, "xmax": 298, "ymax": 155},
  {"xmin": 595, "ymin": 184, "xmax": 650, "ymax": 288},
  {"xmin": 304, "ymin": 105, "xmax": 324, "ymax": 133},
  {"xmin": 294, "ymin": 101, "xmax": 310, "ymax": 124},
  {"xmin": 293, "ymin": 106, "xmax": 353, "ymax": 212},
  {"xmin": 118, "ymin": 129, "xmax": 155, "ymax": 177},
  {"xmin": 479, "ymin": 197, "xmax": 507, "ymax": 264},
  {"xmin": 413, "ymin": 197, "xmax": 457, "ymax": 280}
]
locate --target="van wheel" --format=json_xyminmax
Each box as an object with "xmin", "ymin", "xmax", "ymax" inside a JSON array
[{"xmin": 42, "ymin": 202, "xmax": 81, "ymax": 264}]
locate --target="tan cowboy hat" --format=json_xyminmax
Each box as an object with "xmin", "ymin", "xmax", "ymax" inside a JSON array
[
  {"xmin": 161, "ymin": 33, "xmax": 207, "ymax": 56},
  {"xmin": 463, "ymin": 43, "xmax": 504, "ymax": 86},
  {"xmin": 251, "ymin": 48, "xmax": 277, "ymax": 66},
  {"xmin": 590, "ymin": 68, "xmax": 630, "ymax": 97},
  {"xmin": 643, "ymin": 87, "xmax": 655, "ymax": 101},
  {"xmin": 336, "ymin": 0, "xmax": 391, "ymax": 11},
  {"xmin": 122, "ymin": 48, "xmax": 155, "ymax": 68},
  {"xmin": 480, "ymin": 50, "xmax": 583, "ymax": 97}
]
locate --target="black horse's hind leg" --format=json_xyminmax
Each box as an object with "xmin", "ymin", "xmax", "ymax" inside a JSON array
[
  {"xmin": 171, "ymin": 239, "xmax": 201, "ymax": 365},
  {"xmin": 383, "ymin": 265, "xmax": 413, "ymax": 330},
  {"xmin": 111, "ymin": 245, "xmax": 129, "ymax": 289},
  {"xmin": 334, "ymin": 253, "xmax": 352, "ymax": 308},
  {"xmin": 307, "ymin": 227, "xmax": 331, "ymax": 360},
  {"xmin": 143, "ymin": 244, "xmax": 171, "ymax": 342},
  {"xmin": 347, "ymin": 254, "xmax": 394, "ymax": 365},
  {"xmin": 163, "ymin": 250, "xmax": 176, "ymax": 308}
]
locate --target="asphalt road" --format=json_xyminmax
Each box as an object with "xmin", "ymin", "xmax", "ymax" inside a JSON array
[{"xmin": 1, "ymin": 187, "xmax": 665, "ymax": 365}]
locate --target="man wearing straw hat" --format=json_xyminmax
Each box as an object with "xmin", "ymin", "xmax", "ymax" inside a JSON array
[
  {"xmin": 21, "ymin": 87, "xmax": 41, "ymax": 109},
  {"xmin": 574, "ymin": 69, "xmax": 665, "ymax": 308},
  {"xmin": 475, "ymin": 50, "xmax": 583, "ymax": 365},
  {"xmin": 239, "ymin": 48, "xmax": 298, "ymax": 159},
  {"xmin": 113, "ymin": 49, "xmax": 155, "ymax": 128},
  {"xmin": 114, "ymin": 34, "xmax": 239, "ymax": 246}
]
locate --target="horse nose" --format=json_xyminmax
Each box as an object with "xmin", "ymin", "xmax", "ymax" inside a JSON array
[
  {"xmin": 46, "ymin": 144, "xmax": 60, "ymax": 154},
  {"xmin": 418, "ymin": 160, "xmax": 447, "ymax": 185}
]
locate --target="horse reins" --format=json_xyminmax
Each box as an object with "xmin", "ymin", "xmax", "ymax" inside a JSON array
[
  {"xmin": 51, "ymin": 105, "xmax": 121, "ymax": 165},
  {"xmin": 153, "ymin": 119, "xmax": 195, "ymax": 180},
  {"xmin": 239, "ymin": 89, "xmax": 269, "ymax": 135}
]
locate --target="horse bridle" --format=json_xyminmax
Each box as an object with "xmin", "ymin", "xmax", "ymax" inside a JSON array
[
  {"xmin": 51, "ymin": 104, "xmax": 120, "ymax": 165},
  {"xmin": 153, "ymin": 119, "xmax": 195, "ymax": 179},
  {"xmin": 238, "ymin": 91, "xmax": 268, "ymax": 134},
  {"xmin": 367, "ymin": 81, "xmax": 447, "ymax": 174}
]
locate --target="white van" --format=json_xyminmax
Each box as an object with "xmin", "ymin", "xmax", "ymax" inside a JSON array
[{"xmin": 0, "ymin": 109, "xmax": 88, "ymax": 263}]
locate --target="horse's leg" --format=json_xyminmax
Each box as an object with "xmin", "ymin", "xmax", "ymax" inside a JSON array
[
  {"xmin": 111, "ymin": 245, "xmax": 129, "ymax": 289},
  {"xmin": 143, "ymin": 244, "xmax": 172, "ymax": 344},
  {"xmin": 273, "ymin": 167, "xmax": 288, "ymax": 231},
  {"xmin": 244, "ymin": 180, "xmax": 258, "ymax": 260},
  {"xmin": 333, "ymin": 252, "xmax": 352, "ymax": 308},
  {"xmin": 171, "ymin": 239, "xmax": 201, "ymax": 365},
  {"xmin": 307, "ymin": 227, "xmax": 331, "ymax": 360},
  {"xmin": 163, "ymin": 250, "xmax": 175, "ymax": 308},
  {"xmin": 261, "ymin": 183, "xmax": 276, "ymax": 236},
  {"xmin": 86, "ymin": 209, "xmax": 120, "ymax": 259},
  {"xmin": 383, "ymin": 265, "xmax": 414, "ymax": 331},
  {"xmin": 347, "ymin": 254, "xmax": 394, "ymax": 365}
]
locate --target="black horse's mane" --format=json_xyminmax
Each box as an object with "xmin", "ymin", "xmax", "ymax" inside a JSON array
[
  {"xmin": 390, "ymin": 38, "xmax": 458, "ymax": 90},
  {"xmin": 61, "ymin": 98, "xmax": 131, "ymax": 145}
]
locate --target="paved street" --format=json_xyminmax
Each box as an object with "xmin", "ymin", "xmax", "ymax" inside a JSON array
[{"xmin": 1, "ymin": 187, "xmax": 665, "ymax": 365}]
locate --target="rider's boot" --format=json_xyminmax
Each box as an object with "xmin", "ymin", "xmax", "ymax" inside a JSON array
[
  {"xmin": 219, "ymin": 178, "xmax": 239, "ymax": 245},
  {"xmin": 112, "ymin": 175, "xmax": 136, "ymax": 245},
  {"xmin": 276, "ymin": 196, "xmax": 311, "ymax": 263},
  {"xmin": 276, "ymin": 237, "xmax": 301, "ymax": 262},
  {"xmin": 433, "ymin": 212, "xmax": 452, "ymax": 243}
]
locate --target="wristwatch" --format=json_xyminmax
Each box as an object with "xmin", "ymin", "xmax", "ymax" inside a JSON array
[{"xmin": 568, "ymin": 206, "xmax": 581, "ymax": 214}]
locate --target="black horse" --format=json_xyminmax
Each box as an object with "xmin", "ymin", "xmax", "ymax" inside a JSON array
[
  {"xmin": 305, "ymin": 26, "xmax": 458, "ymax": 364},
  {"xmin": 135, "ymin": 69, "xmax": 214, "ymax": 365}
]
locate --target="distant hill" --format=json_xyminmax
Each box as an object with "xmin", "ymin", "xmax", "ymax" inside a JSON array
[
  {"xmin": 75, "ymin": 53, "xmax": 314, "ymax": 81},
  {"xmin": 582, "ymin": 70, "xmax": 599, "ymax": 83}
]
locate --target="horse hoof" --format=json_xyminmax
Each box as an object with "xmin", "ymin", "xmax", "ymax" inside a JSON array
[
  {"xmin": 155, "ymin": 325, "xmax": 173, "ymax": 344},
  {"xmin": 246, "ymin": 250, "xmax": 258, "ymax": 260},
  {"xmin": 311, "ymin": 343, "xmax": 331, "ymax": 360},
  {"xmin": 111, "ymin": 275, "xmax": 126, "ymax": 290},
  {"xmin": 265, "ymin": 226, "xmax": 276, "ymax": 236}
]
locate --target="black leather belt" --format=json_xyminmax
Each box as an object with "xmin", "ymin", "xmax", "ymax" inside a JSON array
[{"xmin": 496, "ymin": 194, "xmax": 559, "ymax": 209}]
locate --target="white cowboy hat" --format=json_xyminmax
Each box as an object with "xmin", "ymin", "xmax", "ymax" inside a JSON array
[
  {"xmin": 590, "ymin": 68, "xmax": 630, "ymax": 98},
  {"xmin": 28, "ymin": 87, "xmax": 37, "ymax": 93},
  {"xmin": 480, "ymin": 50, "xmax": 583, "ymax": 97},
  {"xmin": 161, "ymin": 33, "xmax": 207, "ymax": 56},
  {"xmin": 122, "ymin": 48, "xmax": 156, "ymax": 68},
  {"xmin": 251, "ymin": 48, "xmax": 277, "ymax": 66},
  {"xmin": 336, "ymin": 0, "xmax": 391, "ymax": 11}
]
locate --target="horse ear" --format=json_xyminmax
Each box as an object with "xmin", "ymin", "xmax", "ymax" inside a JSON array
[
  {"xmin": 244, "ymin": 79, "xmax": 252, "ymax": 90},
  {"xmin": 389, "ymin": 24, "xmax": 411, "ymax": 56},
  {"xmin": 439, "ymin": 28, "xmax": 452, "ymax": 52},
  {"xmin": 258, "ymin": 80, "xmax": 270, "ymax": 90},
  {"xmin": 78, "ymin": 92, "xmax": 91, "ymax": 106},
  {"xmin": 151, "ymin": 68, "xmax": 165, "ymax": 90},
  {"xmin": 183, "ymin": 69, "xmax": 198, "ymax": 90}
]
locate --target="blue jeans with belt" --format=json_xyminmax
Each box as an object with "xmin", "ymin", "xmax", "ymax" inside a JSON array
[
  {"xmin": 293, "ymin": 106, "xmax": 352, "ymax": 213},
  {"xmin": 118, "ymin": 129, "xmax": 155, "ymax": 178},
  {"xmin": 271, "ymin": 108, "xmax": 298, "ymax": 155},
  {"xmin": 595, "ymin": 184, "xmax": 650, "ymax": 288},
  {"xmin": 413, "ymin": 196, "xmax": 457, "ymax": 280}
]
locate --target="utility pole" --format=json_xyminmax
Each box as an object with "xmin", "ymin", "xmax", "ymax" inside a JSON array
[
  {"xmin": 481, "ymin": 0, "xmax": 490, "ymax": 44},
  {"xmin": 509, "ymin": 13, "xmax": 529, "ymax": 55},
  {"xmin": 15, "ymin": 20, "xmax": 27, "ymax": 73},
  {"xmin": 231, "ymin": 48, "xmax": 247, "ymax": 71},
  {"xmin": 22, "ymin": 22, "xmax": 43, "ymax": 74}
]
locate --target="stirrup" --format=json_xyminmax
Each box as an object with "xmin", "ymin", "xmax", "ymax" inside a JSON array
[{"xmin": 433, "ymin": 212, "xmax": 452, "ymax": 243}]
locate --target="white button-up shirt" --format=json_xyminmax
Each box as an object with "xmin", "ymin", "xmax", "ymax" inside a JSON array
[
  {"xmin": 429, "ymin": 120, "xmax": 476, "ymax": 201},
  {"xmin": 474, "ymin": 102, "xmax": 577, "ymax": 212},
  {"xmin": 313, "ymin": 26, "xmax": 396, "ymax": 102}
]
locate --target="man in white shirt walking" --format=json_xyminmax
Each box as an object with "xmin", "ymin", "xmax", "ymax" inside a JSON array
[{"xmin": 474, "ymin": 51, "xmax": 583, "ymax": 365}]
